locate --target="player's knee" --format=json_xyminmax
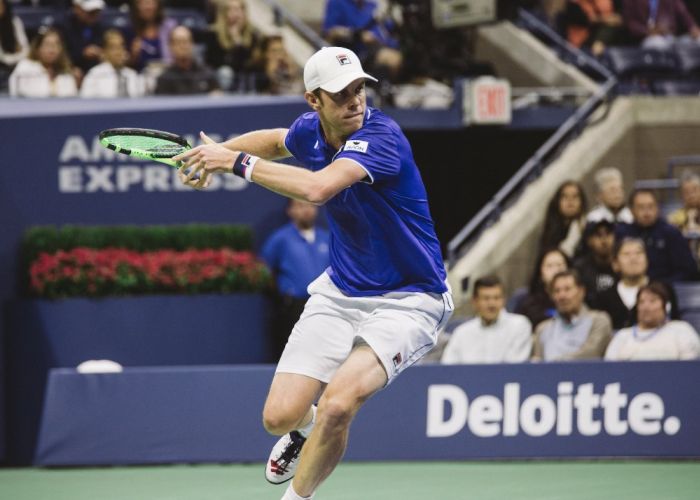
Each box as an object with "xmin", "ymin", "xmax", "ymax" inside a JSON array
[
  {"xmin": 262, "ymin": 407, "xmax": 297, "ymax": 435},
  {"xmin": 317, "ymin": 395, "xmax": 358, "ymax": 429}
]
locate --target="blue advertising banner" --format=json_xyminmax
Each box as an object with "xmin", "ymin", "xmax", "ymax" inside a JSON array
[
  {"xmin": 34, "ymin": 361, "xmax": 700, "ymax": 465},
  {"xmin": 0, "ymin": 96, "xmax": 310, "ymax": 461}
]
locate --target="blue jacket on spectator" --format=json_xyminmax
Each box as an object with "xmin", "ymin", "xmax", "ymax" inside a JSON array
[{"xmin": 616, "ymin": 220, "xmax": 698, "ymax": 282}]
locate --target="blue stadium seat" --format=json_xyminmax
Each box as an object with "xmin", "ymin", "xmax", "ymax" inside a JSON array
[
  {"xmin": 680, "ymin": 310, "xmax": 700, "ymax": 333},
  {"xmin": 652, "ymin": 79, "xmax": 700, "ymax": 95},
  {"xmin": 14, "ymin": 6, "xmax": 65, "ymax": 40},
  {"xmin": 675, "ymin": 45, "xmax": 700, "ymax": 75},
  {"xmin": 673, "ymin": 282, "xmax": 700, "ymax": 313},
  {"xmin": 603, "ymin": 47, "xmax": 679, "ymax": 78}
]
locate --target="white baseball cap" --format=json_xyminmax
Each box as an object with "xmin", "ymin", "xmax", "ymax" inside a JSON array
[
  {"xmin": 74, "ymin": 0, "xmax": 106, "ymax": 11},
  {"xmin": 304, "ymin": 47, "xmax": 377, "ymax": 93}
]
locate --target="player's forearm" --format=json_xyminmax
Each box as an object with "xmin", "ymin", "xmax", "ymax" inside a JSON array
[
  {"xmin": 221, "ymin": 129, "xmax": 289, "ymax": 160},
  {"xmin": 251, "ymin": 159, "xmax": 331, "ymax": 205}
]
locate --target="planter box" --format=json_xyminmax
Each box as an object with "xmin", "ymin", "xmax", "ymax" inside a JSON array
[{"xmin": 4, "ymin": 294, "xmax": 271, "ymax": 464}]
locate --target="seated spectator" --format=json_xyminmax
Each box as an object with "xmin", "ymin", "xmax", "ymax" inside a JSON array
[
  {"xmin": 9, "ymin": 27, "xmax": 78, "ymax": 97},
  {"xmin": 622, "ymin": 0, "xmax": 700, "ymax": 50},
  {"xmin": 516, "ymin": 248, "xmax": 572, "ymax": 329},
  {"xmin": 532, "ymin": 269, "xmax": 612, "ymax": 361},
  {"xmin": 81, "ymin": 29, "xmax": 144, "ymax": 97},
  {"xmin": 592, "ymin": 237, "xmax": 679, "ymax": 329},
  {"xmin": 261, "ymin": 199, "xmax": 330, "ymax": 359},
  {"xmin": 124, "ymin": 0, "xmax": 177, "ymax": 71},
  {"xmin": 154, "ymin": 26, "xmax": 218, "ymax": 95},
  {"xmin": 441, "ymin": 276, "xmax": 532, "ymax": 364},
  {"xmin": 61, "ymin": 0, "xmax": 106, "ymax": 75},
  {"xmin": 561, "ymin": 0, "xmax": 624, "ymax": 56},
  {"xmin": 322, "ymin": 0, "xmax": 402, "ymax": 82},
  {"xmin": 605, "ymin": 282, "xmax": 700, "ymax": 360},
  {"xmin": 540, "ymin": 180, "xmax": 588, "ymax": 257},
  {"xmin": 248, "ymin": 34, "xmax": 302, "ymax": 95},
  {"xmin": 205, "ymin": 0, "xmax": 261, "ymax": 92},
  {"xmin": 574, "ymin": 219, "xmax": 616, "ymax": 305},
  {"xmin": 0, "ymin": 0, "xmax": 29, "ymax": 90},
  {"xmin": 668, "ymin": 171, "xmax": 700, "ymax": 240},
  {"xmin": 586, "ymin": 167, "xmax": 633, "ymax": 224},
  {"xmin": 616, "ymin": 189, "xmax": 698, "ymax": 282}
]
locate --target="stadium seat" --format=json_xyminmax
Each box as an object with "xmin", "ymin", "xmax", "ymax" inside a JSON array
[
  {"xmin": 14, "ymin": 6, "xmax": 65, "ymax": 40},
  {"xmin": 673, "ymin": 282, "xmax": 700, "ymax": 313},
  {"xmin": 603, "ymin": 47, "xmax": 679, "ymax": 78},
  {"xmin": 680, "ymin": 310, "xmax": 700, "ymax": 333},
  {"xmin": 675, "ymin": 45, "xmax": 700, "ymax": 75},
  {"xmin": 164, "ymin": 8, "xmax": 209, "ymax": 42},
  {"xmin": 652, "ymin": 79, "xmax": 700, "ymax": 96}
]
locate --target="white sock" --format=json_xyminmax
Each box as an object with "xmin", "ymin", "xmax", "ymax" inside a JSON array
[
  {"xmin": 296, "ymin": 404, "xmax": 317, "ymax": 439},
  {"xmin": 282, "ymin": 482, "xmax": 314, "ymax": 500}
]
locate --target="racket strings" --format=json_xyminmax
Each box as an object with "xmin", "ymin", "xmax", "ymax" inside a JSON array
[{"xmin": 107, "ymin": 135, "xmax": 189, "ymax": 158}]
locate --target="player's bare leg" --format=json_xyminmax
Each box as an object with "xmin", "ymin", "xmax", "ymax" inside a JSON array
[{"xmin": 288, "ymin": 345, "xmax": 388, "ymax": 498}]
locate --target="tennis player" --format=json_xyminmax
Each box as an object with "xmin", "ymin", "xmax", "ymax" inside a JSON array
[{"xmin": 174, "ymin": 46, "xmax": 453, "ymax": 500}]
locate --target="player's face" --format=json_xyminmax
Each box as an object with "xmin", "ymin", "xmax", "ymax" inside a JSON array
[
  {"xmin": 316, "ymin": 79, "xmax": 367, "ymax": 137},
  {"xmin": 551, "ymin": 276, "xmax": 584, "ymax": 316},
  {"xmin": 637, "ymin": 290, "xmax": 666, "ymax": 328},
  {"xmin": 473, "ymin": 285, "xmax": 504, "ymax": 324}
]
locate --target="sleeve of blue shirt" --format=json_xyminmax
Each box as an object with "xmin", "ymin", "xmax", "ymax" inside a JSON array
[
  {"xmin": 283, "ymin": 115, "xmax": 305, "ymax": 160},
  {"xmin": 335, "ymin": 121, "xmax": 401, "ymax": 183}
]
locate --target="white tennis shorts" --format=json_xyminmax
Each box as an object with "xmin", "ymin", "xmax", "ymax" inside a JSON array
[{"xmin": 276, "ymin": 272, "xmax": 454, "ymax": 385}]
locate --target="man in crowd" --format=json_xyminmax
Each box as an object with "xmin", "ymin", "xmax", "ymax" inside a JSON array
[
  {"xmin": 62, "ymin": 0, "xmax": 106, "ymax": 74},
  {"xmin": 574, "ymin": 219, "xmax": 616, "ymax": 305},
  {"xmin": 155, "ymin": 26, "xmax": 219, "ymax": 95},
  {"xmin": 532, "ymin": 270, "xmax": 612, "ymax": 361},
  {"xmin": 586, "ymin": 167, "xmax": 633, "ymax": 224},
  {"xmin": 261, "ymin": 199, "xmax": 330, "ymax": 359},
  {"xmin": 441, "ymin": 275, "xmax": 531, "ymax": 364},
  {"xmin": 616, "ymin": 189, "xmax": 697, "ymax": 283}
]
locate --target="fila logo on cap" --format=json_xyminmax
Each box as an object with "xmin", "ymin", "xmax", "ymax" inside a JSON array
[{"xmin": 336, "ymin": 54, "xmax": 351, "ymax": 66}]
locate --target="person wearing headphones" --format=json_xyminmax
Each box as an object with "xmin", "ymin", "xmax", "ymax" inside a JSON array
[{"xmin": 605, "ymin": 282, "xmax": 700, "ymax": 360}]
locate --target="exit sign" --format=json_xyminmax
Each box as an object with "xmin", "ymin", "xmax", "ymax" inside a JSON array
[{"xmin": 463, "ymin": 77, "xmax": 512, "ymax": 125}]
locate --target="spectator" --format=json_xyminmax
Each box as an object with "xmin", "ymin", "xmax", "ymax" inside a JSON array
[
  {"xmin": 616, "ymin": 189, "xmax": 698, "ymax": 282},
  {"xmin": 561, "ymin": 0, "xmax": 624, "ymax": 56},
  {"xmin": 9, "ymin": 27, "xmax": 78, "ymax": 97},
  {"xmin": 574, "ymin": 219, "xmax": 616, "ymax": 305},
  {"xmin": 125, "ymin": 0, "xmax": 177, "ymax": 71},
  {"xmin": 532, "ymin": 269, "xmax": 612, "ymax": 361},
  {"xmin": 605, "ymin": 282, "xmax": 700, "ymax": 360},
  {"xmin": 0, "ymin": 0, "xmax": 29, "ymax": 90},
  {"xmin": 441, "ymin": 276, "xmax": 532, "ymax": 364},
  {"xmin": 154, "ymin": 25, "xmax": 218, "ymax": 95},
  {"xmin": 81, "ymin": 29, "xmax": 144, "ymax": 97},
  {"xmin": 668, "ymin": 171, "xmax": 700, "ymax": 240},
  {"xmin": 516, "ymin": 248, "xmax": 572, "ymax": 329},
  {"xmin": 261, "ymin": 199, "xmax": 330, "ymax": 359},
  {"xmin": 592, "ymin": 237, "xmax": 679, "ymax": 329},
  {"xmin": 540, "ymin": 180, "xmax": 588, "ymax": 257},
  {"xmin": 322, "ymin": 0, "xmax": 402, "ymax": 82},
  {"xmin": 622, "ymin": 0, "xmax": 700, "ymax": 49},
  {"xmin": 248, "ymin": 34, "xmax": 302, "ymax": 95},
  {"xmin": 586, "ymin": 167, "xmax": 633, "ymax": 224},
  {"xmin": 61, "ymin": 0, "xmax": 106, "ymax": 75},
  {"xmin": 205, "ymin": 0, "xmax": 261, "ymax": 91}
]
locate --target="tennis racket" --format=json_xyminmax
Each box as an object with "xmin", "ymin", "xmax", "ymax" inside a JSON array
[{"xmin": 99, "ymin": 128, "xmax": 192, "ymax": 168}]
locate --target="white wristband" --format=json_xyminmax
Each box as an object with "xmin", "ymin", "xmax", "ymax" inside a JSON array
[{"xmin": 245, "ymin": 156, "xmax": 258, "ymax": 182}]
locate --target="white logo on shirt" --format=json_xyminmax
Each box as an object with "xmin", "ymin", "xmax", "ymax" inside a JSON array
[{"xmin": 344, "ymin": 140, "xmax": 368, "ymax": 153}]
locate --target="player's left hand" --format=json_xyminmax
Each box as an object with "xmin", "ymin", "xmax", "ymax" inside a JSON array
[{"xmin": 174, "ymin": 131, "xmax": 238, "ymax": 190}]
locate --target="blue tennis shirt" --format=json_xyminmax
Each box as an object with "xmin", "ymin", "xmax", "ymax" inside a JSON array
[{"xmin": 283, "ymin": 107, "xmax": 447, "ymax": 296}]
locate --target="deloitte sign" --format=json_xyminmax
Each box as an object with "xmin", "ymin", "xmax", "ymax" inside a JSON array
[{"xmin": 426, "ymin": 382, "xmax": 681, "ymax": 438}]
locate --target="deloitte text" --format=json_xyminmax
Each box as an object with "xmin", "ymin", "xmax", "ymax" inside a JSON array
[
  {"xmin": 57, "ymin": 134, "xmax": 247, "ymax": 193},
  {"xmin": 426, "ymin": 383, "xmax": 681, "ymax": 438}
]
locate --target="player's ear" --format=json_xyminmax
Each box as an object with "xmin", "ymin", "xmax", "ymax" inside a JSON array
[{"xmin": 304, "ymin": 90, "xmax": 321, "ymax": 111}]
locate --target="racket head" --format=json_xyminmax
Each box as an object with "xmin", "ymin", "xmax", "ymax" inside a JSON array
[{"xmin": 99, "ymin": 128, "xmax": 192, "ymax": 168}]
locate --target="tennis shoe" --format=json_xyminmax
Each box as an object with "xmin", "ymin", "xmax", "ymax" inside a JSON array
[{"xmin": 265, "ymin": 430, "xmax": 306, "ymax": 484}]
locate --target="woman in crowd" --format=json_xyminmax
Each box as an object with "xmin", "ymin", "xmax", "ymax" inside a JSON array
[
  {"xmin": 540, "ymin": 180, "xmax": 588, "ymax": 258},
  {"xmin": 9, "ymin": 27, "xmax": 78, "ymax": 97},
  {"xmin": 125, "ymin": 0, "xmax": 176, "ymax": 70},
  {"xmin": 516, "ymin": 247, "xmax": 572, "ymax": 329},
  {"xmin": 248, "ymin": 34, "xmax": 302, "ymax": 95},
  {"xmin": 0, "ymin": 0, "xmax": 29, "ymax": 79},
  {"xmin": 205, "ymin": 0, "xmax": 261, "ymax": 91},
  {"xmin": 605, "ymin": 282, "xmax": 700, "ymax": 360}
]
